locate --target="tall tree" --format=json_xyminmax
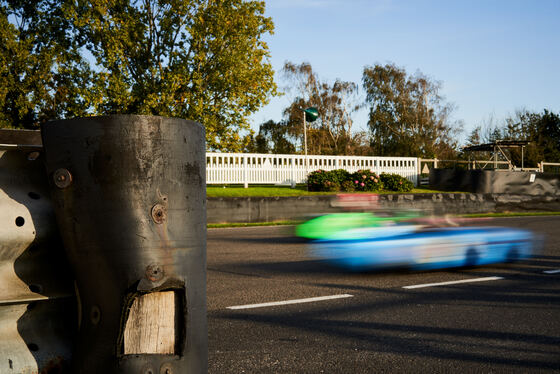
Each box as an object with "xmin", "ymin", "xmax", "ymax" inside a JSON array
[
  {"xmin": 250, "ymin": 119, "xmax": 297, "ymax": 154},
  {"xmin": 362, "ymin": 63, "xmax": 462, "ymax": 158},
  {"xmin": 0, "ymin": 1, "xmax": 94, "ymax": 128},
  {"xmin": 281, "ymin": 61, "xmax": 362, "ymax": 155},
  {"xmin": 503, "ymin": 109, "xmax": 560, "ymax": 166},
  {"xmin": 1, "ymin": 0, "xmax": 277, "ymax": 151}
]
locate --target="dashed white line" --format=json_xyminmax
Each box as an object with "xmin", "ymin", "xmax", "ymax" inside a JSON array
[
  {"xmin": 403, "ymin": 276, "xmax": 504, "ymax": 289},
  {"xmin": 543, "ymin": 269, "xmax": 560, "ymax": 274},
  {"xmin": 227, "ymin": 294, "xmax": 354, "ymax": 310}
]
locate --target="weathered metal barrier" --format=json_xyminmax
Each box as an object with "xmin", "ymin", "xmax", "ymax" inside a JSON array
[
  {"xmin": 0, "ymin": 130, "xmax": 76, "ymax": 373},
  {"xmin": 1, "ymin": 115, "xmax": 207, "ymax": 373}
]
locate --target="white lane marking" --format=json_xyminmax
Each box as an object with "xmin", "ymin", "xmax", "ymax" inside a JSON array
[
  {"xmin": 543, "ymin": 269, "xmax": 560, "ymax": 274},
  {"xmin": 403, "ymin": 276, "xmax": 504, "ymax": 289},
  {"xmin": 227, "ymin": 294, "xmax": 354, "ymax": 310}
]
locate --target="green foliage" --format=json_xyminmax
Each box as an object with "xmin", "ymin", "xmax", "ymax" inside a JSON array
[
  {"xmin": 362, "ymin": 63, "xmax": 462, "ymax": 159},
  {"xmin": 306, "ymin": 169, "xmax": 416, "ymax": 193},
  {"xmin": 307, "ymin": 169, "xmax": 390, "ymax": 192},
  {"xmin": 281, "ymin": 61, "xmax": 366, "ymax": 155},
  {"xmin": 340, "ymin": 180, "xmax": 356, "ymax": 192},
  {"xmin": 380, "ymin": 173, "xmax": 414, "ymax": 192},
  {"xmin": 329, "ymin": 169, "xmax": 351, "ymax": 185},
  {"xmin": 307, "ymin": 169, "xmax": 334, "ymax": 192},
  {"xmin": 504, "ymin": 109, "xmax": 560, "ymax": 166},
  {"xmin": 1, "ymin": 0, "xmax": 277, "ymax": 151},
  {"xmin": 0, "ymin": 1, "xmax": 94, "ymax": 128},
  {"xmin": 247, "ymin": 119, "xmax": 297, "ymax": 154}
]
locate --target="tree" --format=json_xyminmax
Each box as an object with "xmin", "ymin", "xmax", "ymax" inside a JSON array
[
  {"xmin": 249, "ymin": 119, "xmax": 297, "ymax": 154},
  {"xmin": 281, "ymin": 61, "xmax": 362, "ymax": 155},
  {"xmin": 1, "ymin": 0, "xmax": 277, "ymax": 151},
  {"xmin": 0, "ymin": 1, "xmax": 94, "ymax": 128},
  {"xmin": 362, "ymin": 63, "xmax": 462, "ymax": 158},
  {"xmin": 503, "ymin": 109, "xmax": 560, "ymax": 166}
]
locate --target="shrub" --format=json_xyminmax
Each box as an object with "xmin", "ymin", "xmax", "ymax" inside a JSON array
[
  {"xmin": 307, "ymin": 169, "xmax": 351, "ymax": 192},
  {"xmin": 307, "ymin": 169, "xmax": 330, "ymax": 191},
  {"xmin": 340, "ymin": 180, "xmax": 356, "ymax": 192},
  {"xmin": 329, "ymin": 169, "xmax": 351, "ymax": 185},
  {"xmin": 350, "ymin": 170, "xmax": 383, "ymax": 192},
  {"xmin": 380, "ymin": 173, "xmax": 414, "ymax": 192}
]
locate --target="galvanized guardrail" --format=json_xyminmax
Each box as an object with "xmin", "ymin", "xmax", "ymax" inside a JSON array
[
  {"xmin": 0, "ymin": 115, "xmax": 207, "ymax": 374},
  {"xmin": 0, "ymin": 137, "xmax": 76, "ymax": 373}
]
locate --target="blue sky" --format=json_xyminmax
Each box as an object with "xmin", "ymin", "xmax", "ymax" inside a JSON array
[{"xmin": 250, "ymin": 0, "xmax": 560, "ymax": 144}]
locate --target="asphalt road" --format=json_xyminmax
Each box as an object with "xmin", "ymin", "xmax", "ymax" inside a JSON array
[{"xmin": 207, "ymin": 216, "xmax": 560, "ymax": 373}]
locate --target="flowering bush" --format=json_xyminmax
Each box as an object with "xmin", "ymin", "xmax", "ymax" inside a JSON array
[
  {"xmin": 307, "ymin": 169, "xmax": 412, "ymax": 192},
  {"xmin": 380, "ymin": 173, "xmax": 414, "ymax": 192},
  {"xmin": 350, "ymin": 170, "xmax": 384, "ymax": 192}
]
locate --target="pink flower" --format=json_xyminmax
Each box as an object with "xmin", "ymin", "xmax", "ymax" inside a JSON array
[
  {"xmin": 362, "ymin": 175, "xmax": 366, "ymax": 179},
  {"xmin": 370, "ymin": 176, "xmax": 374, "ymax": 180},
  {"xmin": 374, "ymin": 178, "xmax": 378, "ymax": 183},
  {"xmin": 360, "ymin": 182, "xmax": 365, "ymax": 187},
  {"xmin": 399, "ymin": 181, "xmax": 403, "ymax": 184},
  {"xmin": 354, "ymin": 180, "xmax": 358, "ymax": 184}
]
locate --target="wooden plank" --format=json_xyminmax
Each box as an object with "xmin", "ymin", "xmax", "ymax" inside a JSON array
[{"xmin": 123, "ymin": 291, "xmax": 175, "ymax": 354}]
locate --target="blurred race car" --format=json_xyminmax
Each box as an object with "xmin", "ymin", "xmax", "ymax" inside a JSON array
[
  {"xmin": 295, "ymin": 193, "xmax": 421, "ymax": 240},
  {"xmin": 309, "ymin": 225, "xmax": 541, "ymax": 271},
  {"xmin": 295, "ymin": 211, "xmax": 420, "ymax": 240}
]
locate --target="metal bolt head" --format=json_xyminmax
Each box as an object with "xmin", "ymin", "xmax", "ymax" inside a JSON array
[
  {"xmin": 151, "ymin": 203, "xmax": 167, "ymax": 224},
  {"xmin": 160, "ymin": 363, "xmax": 173, "ymax": 374},
  {"xmin": 53, "ymin": 168, "xmax": 72, "ymax": 189},
  {"xmin": 145, "ymin": 264, "xmax": 164, "ymax": 282}
]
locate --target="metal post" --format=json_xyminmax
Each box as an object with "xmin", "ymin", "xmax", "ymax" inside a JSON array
[
  {"xmin": 521, "ymin": 146, "xmax": 524, "ymax": 170},
  {"xmin": 42, "ymin": 115, "xmax": 207, "ymax": 373}
]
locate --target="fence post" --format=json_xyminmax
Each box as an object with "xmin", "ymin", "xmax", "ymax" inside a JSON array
[
  {"xmin": 290, "ymin": 157, "xmax": 295, "ymax": 188},
  {"xmin": 243, "ymin": 154, "xmax": 248, "ymax": 188},
  {"xmin": 41, "ymin": 115, "xmax": 207, "ymax": 373}
]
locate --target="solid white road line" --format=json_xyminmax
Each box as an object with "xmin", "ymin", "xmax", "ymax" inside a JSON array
[
  {"xmin": 543, "ymin": 269, "xmax": 560, "ymax": 274},
  {"xmin": 227, "ymin": 294, "xmax": 354, "ymax": 310},
  {"xmin": 403, "ymin": 276, "xmax": 504, "ymax": 289}
]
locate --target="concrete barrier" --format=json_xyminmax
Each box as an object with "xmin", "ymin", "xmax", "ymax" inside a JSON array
[{"xmin": 207, "ymin": 193, "xmax": 560, "ymax": 223}]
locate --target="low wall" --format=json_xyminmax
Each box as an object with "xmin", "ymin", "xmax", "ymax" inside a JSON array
[{"xmin": 207, "ymin": 193, "xmax": 560, "ymax": 223}]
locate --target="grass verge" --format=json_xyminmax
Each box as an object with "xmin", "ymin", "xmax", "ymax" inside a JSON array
[
  {"xmin": 207, "ymin": 185, "xmax": 461, "ymax": 197},
  {"xmin": 462, "ymin": 211, "xmax": 560, "ymax": 218},
  {"xmin": 207, "ymin": 212, "xmax": 560, "ymax": 228}
]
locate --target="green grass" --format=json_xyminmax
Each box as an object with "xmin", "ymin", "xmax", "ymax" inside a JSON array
[
  {"xmin": 206, "ymin": 184, "xmax": 462, "ymax": 197},
  {"xmin": 462, "ymin": 211, "xmax": 560, "ymax": 218},
  {"xmin": 208, "ymin": 220, "xmax": 302, "ymax": 228},
  {"xmin": 207, "ymin": 211, "xmax": 560, "ymax": 228}
]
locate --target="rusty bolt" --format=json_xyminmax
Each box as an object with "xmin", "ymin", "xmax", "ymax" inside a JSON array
[
  {"xmin": 151, "ymin": 203, "xmax": 167, "ymax": 224},
  {"xmin": 53, "ymin": 168, "xmax": 72, "ymax": 189},
  {"xmin": 145, "ymin": 264, "xmax": 164, "ymax": 282}
]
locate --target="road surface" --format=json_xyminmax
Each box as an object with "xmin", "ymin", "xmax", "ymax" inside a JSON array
[{"xmin": 208, "ymin": 216, "xmax": 560, "ymax": 373}]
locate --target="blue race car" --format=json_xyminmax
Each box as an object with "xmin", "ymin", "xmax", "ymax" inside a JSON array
[{"xmin": 309, "ymin": 225, "xmax": 541, "ymax": 271}]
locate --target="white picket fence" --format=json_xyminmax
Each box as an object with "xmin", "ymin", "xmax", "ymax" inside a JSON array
[{"xmin": 206, "ymin": 153, "xmax": 418, "ymax": 187}]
